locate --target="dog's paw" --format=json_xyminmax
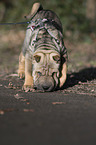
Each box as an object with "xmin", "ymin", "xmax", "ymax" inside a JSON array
[
  {"xmin": 18, "ymin": 71, "xmax": 25, "ymax": 79},
  {"xmin": 22, "ymin": 84, "xmax": 35, "ymax": 92}
]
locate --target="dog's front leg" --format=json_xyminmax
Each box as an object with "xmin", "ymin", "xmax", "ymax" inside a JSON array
[
  {"xmin": 18, "ymin": 52, "xmax": 25, "ymax": 79},
  {"xmin": 22, "ymin": 53, "xmax": 34, "ymax": 91}
]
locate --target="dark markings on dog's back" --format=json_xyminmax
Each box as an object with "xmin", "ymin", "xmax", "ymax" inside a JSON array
[{"xmin": 18, "ymin": 3, "xmax": 67, "ymax": 92}]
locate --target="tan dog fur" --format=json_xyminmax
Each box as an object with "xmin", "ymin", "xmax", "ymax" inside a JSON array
[{"xmin": 18, "ymin": 3, "xmax": 67, "ymax": 91}]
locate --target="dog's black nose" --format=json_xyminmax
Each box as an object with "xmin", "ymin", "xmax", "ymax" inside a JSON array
[
  {"xmin": 42, "ymin": 83, "xmax": 54, "ymax": 91},
  {"xmin": 42, "ymin": 85, "xmax": 50, "ymax": 91}
]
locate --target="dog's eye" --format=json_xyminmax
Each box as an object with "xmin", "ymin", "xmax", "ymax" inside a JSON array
[
  {"xmin": 53, "ymin": 55, "xmax": 60, "ymax": 62},
  {"xmin": 37, "ymin": 72, "xmax": 42, "ymax": 76},
  {"xmin": 34, "ymin": 55, "xmax": 41, "ymax": 63}
]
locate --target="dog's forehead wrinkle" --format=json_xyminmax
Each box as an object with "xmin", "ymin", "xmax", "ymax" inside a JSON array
[{"xmin": 34, "ymin": 49, "xmax": 59, "ymax": 54}]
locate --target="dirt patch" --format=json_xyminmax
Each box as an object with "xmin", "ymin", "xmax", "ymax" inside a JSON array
[
  {"xmin": 0, "ymin": 30, "xmax": 25, "ymax": 74},
  {"xmin": 0, "ymin": 30, "xmax": 96, "ymax": 95}
]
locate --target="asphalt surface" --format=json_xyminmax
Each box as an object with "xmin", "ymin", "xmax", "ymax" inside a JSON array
[{"xmin": 0, "ymin": 78, "xmax": 96, "ymax": 145}]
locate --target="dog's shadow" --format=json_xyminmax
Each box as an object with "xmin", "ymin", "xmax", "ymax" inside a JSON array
[{"xmin": 62, "ymin": 67, "xmax": 96, "ymax": 89}]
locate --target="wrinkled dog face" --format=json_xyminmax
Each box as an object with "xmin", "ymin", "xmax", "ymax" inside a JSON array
[{"xmin": 32, "ymin": 50, "xmax": 60, "ymax": 91}]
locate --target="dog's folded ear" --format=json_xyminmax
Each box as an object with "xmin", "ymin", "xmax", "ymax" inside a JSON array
[{"xmin": 25, "ymin": 3, "xmax": 43, "ymax": 20}]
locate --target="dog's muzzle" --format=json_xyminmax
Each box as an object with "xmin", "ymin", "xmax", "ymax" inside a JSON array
[{"xmin": 34, "ymin": 75, "xmax": 55, "ymax": 92}]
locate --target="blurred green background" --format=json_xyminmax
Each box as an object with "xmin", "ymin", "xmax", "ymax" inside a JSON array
[
  {"xmin": 0, "ymin": 0, "xmax": 96, "ymax": 75},
  {"xmin": 0, "ymin": 0, "xmax": 96, "ymax": 40}
]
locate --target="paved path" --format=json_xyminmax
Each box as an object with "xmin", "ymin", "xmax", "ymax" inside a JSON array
[{"xmin": 0, "ymin": 79, "xmax": 96, "ymax": 145}]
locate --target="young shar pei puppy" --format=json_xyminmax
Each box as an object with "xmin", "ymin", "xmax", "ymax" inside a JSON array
[{"xmin": 18, "ymin": 3, "xmax": 67, "ymax": 92}]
